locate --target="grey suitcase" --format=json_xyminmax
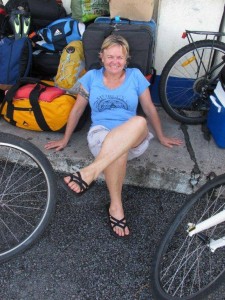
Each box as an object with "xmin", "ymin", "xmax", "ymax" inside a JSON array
[{"xmin": 82, "ymin": 18, "xmax": 156, "ymax": 76}]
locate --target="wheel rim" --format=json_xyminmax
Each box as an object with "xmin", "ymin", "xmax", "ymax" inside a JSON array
[
  {"xmin": 157, "ymin": 181, "xmax": 225, "ymax": 299},
  {"xmin": 163, "ymin": 43, "xmax": 225, "ymax": 123},
  {"xmin": 0, "ymin": 142, "xmax": 51, "ymax": 259}
]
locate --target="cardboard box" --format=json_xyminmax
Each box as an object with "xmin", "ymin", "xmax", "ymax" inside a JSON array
[{"xmin": 109, "ymin": 0, "xmax": 154, "ymax": 22}]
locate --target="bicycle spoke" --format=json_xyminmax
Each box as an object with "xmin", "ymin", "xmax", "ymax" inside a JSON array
[
  {"xmin": 152, "ymin": 174, "xmax": 225, "ymax": 299},
  {"xmin": 160, "ymin": 40, "xmax": 225, "ymax": 124},
  {"xmin": 0, "ymin": 133, "xmax": 56, "ymax": 262}
]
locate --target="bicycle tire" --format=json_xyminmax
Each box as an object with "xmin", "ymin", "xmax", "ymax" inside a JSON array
[
  {"xmin": 152, "ymin": 173, "xmax": 225, "ymax": 300},
  {"xmin": 159, "ymin": 40, "xmax": 225, "ymax": 124},
  {"xmin": 0, "ymin": 132, "xmax": 56, "ymax": 263}
]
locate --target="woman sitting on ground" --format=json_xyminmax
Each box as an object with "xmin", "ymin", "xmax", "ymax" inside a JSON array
[{"xmin": 45, "ymin": 35, "xmax": 183, "ymax": 238}]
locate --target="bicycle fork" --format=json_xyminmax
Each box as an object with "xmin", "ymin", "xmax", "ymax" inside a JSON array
[{"xmin": 187, "ymin": 210, "xmax": 225, "ymax": 252}]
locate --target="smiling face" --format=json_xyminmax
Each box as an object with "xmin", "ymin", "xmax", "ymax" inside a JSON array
[{"xmin": 100, "ymin": 44, "xmax": 127, "ymax": 75}]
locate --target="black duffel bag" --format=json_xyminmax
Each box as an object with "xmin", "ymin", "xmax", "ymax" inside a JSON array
[
  {"xmin": 32, "ymin": 49, "xmax": 61, "ymax": 79},
  {"xmin": 27, "ymin": 0, "xmax": 67, "ymax": 31}
]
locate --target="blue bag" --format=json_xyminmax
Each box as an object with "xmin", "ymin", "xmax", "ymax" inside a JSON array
[
  {"xmin": 36, "ymin": 17, "xmax": 85, "ymax": 51},
  {"xmin": 94, "ymin": 16, "xmax": 156, "ymax": 33},
  {"xmin": 0, "ymin": 37, "xmax": 32, "ymax": 85}
]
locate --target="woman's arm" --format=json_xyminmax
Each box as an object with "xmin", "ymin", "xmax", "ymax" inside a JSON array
[
  {"xmin": 44, "ymin": 85, "xmax": 89, "ymax": 151},
  {"xmin": 139, "ymin": 88, "xmax": 183, "ymax": 148}
]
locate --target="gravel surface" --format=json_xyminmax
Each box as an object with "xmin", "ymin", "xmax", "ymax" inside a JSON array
[{"xmin": 0, "ymin": 179, "xmax": 224, "ymax": 300}]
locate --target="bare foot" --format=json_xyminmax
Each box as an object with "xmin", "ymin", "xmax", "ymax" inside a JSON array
[
  {"xmin": 64, "ymin": 170, "xmax": 95, "ymax": 194},
  {"xmin": 109, "ymin": 206, "xmax": 130, "ymax": 237}
]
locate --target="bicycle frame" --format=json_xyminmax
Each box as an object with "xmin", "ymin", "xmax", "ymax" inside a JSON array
[
  {"xmin": 187, "ymin": 181, "xmax": 225, "ymax": 252},
  {"xmin": 183, "ymin": 30, "xmax": 225, "ymax": 82},
  {"xmin": 159, "ymin": 28, "xmax": 225, "ymax": 124},
  {"xmin": 184, "ymin": 30, "xmax": 225, "ymax": 43}
]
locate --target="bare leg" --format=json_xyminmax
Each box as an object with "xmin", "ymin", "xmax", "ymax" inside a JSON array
[
  {"xmin": 104, "ymin": 153, "xmax": 129, "ymax": 237},
  {"xmin": 65, "ymin": 116, "xmax": 148, "ymax": 193}
]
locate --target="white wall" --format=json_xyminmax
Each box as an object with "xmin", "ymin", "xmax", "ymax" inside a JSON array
[
  {"xmin": 61, "ymin": 0, "xmax": 71, "ymax": 14},
  {"xmin": 155, "ymin": 0, "xmax": 225, "ymax": 74}
]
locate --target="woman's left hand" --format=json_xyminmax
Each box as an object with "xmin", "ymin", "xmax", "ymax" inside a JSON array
[{"xmin": 159, "ymin": 136, "xmax": 183, "ymax": 148}]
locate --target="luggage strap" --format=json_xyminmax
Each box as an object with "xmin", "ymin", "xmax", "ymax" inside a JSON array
[{"xmin": 1, "ymin": 77, "xmax": 52, "ymax": 131}]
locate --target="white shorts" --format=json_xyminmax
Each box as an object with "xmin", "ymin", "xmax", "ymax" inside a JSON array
[{"xmin": 87, "ymin": 125, "xmax": 154, "ymax": 161}]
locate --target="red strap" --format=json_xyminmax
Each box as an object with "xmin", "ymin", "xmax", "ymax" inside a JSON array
[{"xmin": 0, "ymin": 8, "xmax": 6, "ymax": 15}]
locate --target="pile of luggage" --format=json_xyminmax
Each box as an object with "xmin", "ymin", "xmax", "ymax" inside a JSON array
[{"xmin": 0, "ymin": 0, "xmax": 156, "ymax": 132}]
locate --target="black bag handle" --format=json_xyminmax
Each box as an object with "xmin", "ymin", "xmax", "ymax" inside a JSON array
[
  {"xmin": 0, "ymin": 77, "xmax": 40, "ymax": 115},
  {"xmin": 1, "ymin": 77, "xmax": 52, "ymax": 131},
  {"xmin": 29, "ymin": 83, "xmax": 51, "ymax": 131},
  {"xmin": 4, "ymin": 77, "xmax": 42, "ymax": 102},
  {"xmin": 110, "ymin": 17, "xmax": 131, "ymax": 24}
]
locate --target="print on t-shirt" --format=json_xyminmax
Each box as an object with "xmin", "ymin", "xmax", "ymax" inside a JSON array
[{"xmin": 95, "ymin": 95, "xmax": 128, "ymax": 112}]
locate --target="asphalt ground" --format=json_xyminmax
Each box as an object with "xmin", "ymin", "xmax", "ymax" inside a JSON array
[
  {"xmin": 0, "ymin": 178, "xmax": 225, "ymax": 300},
  {"xmin": 0, "ymin": 100, "xmax": 225, "ymax": 299}
]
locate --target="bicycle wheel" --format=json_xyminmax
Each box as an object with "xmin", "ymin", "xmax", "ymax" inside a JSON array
[
  {"xmin": 152, "ymin": 174, "xmax": 225, "ymax": 300},
  {"xmin": 0, "ymin": 132, "xmax": 56, "ymax": 263},
  {"xmin": 159, "ymin": 40, "xmax": 225, "ymax": 124}
]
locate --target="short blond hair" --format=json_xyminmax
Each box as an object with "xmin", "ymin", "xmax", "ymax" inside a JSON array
[{"xmin": 99, "ymin": 35, "xmax": 130, "ymax": 60}]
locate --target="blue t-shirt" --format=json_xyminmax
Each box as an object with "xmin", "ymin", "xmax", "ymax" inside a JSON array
[{"xmin": 78, "ymin": 67, "xmax": 150, "ymax": 130}]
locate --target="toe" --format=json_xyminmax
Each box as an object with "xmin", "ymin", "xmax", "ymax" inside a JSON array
[
  {"xmin": 64, "ymin": 176, "xmax": 71, "ymax": 184},
  {"xmin": 64, "ymin": 175, "xmax": 81, "ymax": 193},
  {"xmin": 114, "ymin": 226, "xmax": 123, "ymax": 237},
  {"xmin": 113, "ymin": 224, "xmax": 129, "ymax": 237},
  {"xmin": 124, "ymin": 226, "xmax": 130, "ymax": 236},
  {"xmin": 69, "ymin": 182, "xmax": 81, "ymax": 193}
]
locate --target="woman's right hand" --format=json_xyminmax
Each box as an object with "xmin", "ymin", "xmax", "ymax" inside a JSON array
[{"xmin": 44, "ymin": 139, "xmax": 68, "ymax": 151}]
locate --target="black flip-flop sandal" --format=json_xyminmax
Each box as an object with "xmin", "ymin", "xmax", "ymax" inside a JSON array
[
  {"xmin": 60, "ymin": 171, "xmax": 95, "ymax": 198},
  {"xmin": 107, "ymin": 205, "xmax": 130, "ymax": 238}
]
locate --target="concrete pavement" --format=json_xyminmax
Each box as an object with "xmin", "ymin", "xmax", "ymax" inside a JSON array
[{"xmin": 0, "ymin": 107, "xmax": 224, "ymax": 194}]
